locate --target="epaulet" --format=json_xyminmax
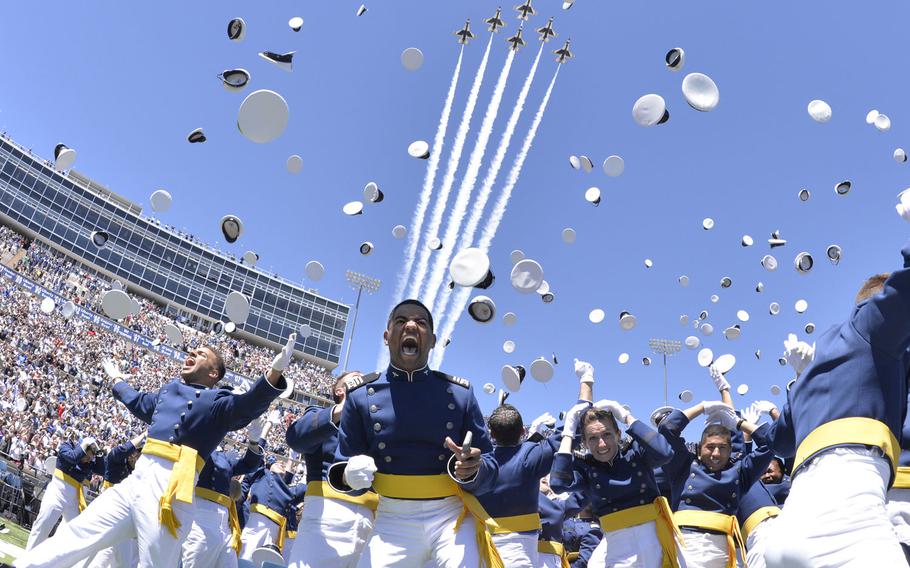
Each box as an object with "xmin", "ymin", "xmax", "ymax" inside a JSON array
[
  {"xmin": 435, "ymin": 371, "xmax": 470, "ymax": 389},
  {"xmin": 344, "ymin": 372, "xmax": 380, "ymax": 392}
]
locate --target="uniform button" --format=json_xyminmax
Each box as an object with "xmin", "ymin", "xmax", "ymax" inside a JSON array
[
  {"xmin": 168, "ymin": 436, "xmax": 175, "ymax": 442},
  {"xmin": 640, "ymin": 499, "xmax": 645, "ymax": 504},
  {"xmin": 187, "ymin": 401, "xmax": 192, "ymax": 408},
  {"xmin": 631, "ymin": 462, "xmax": 637, "ymax": 467},
  {"xmin": 448, "ymin": 403, "xmax": 455, "ymax": 410},
  {"xmin": 592, "ymin": 472, "xmax": 597, "ymax": 478},
  {"xmin": 601, "ymin": 497, "xmax": 607, "ymax": 501},
  {"xmin": 447, "ymin": 387, "xmax": 453, "ymax": 394},
  {"xmin": 195, "ymin": 391, "xmax": 201, "ymax": 398},
  {"xmin": 154, "ymin": 409, "xmax": 159, "ymax": 414},
  {"xmin": 162, "ymin": 389, "xmax": 168, "ymax": 395},
  {"xmin": 174, "ymin": 424, "xmax": 180, "ymax": 430},
  {"xmin": 735, "ymin": 479, "xmax": 740, "ymax": 485},
  {"xmin": 446, "ymin": 422, "xmax": 454, "ymax": 430},
  {"xmin": 637, "ymin": 472, "xmax": 642, "ymax": 477},
  {"xmin": 367, "ymin": 388, "xmax": 375, "ymax": 396},
  {"xmin": 640, "ymin": 488, "xmax": 646, "ymax": 493},
  {"xmin": 370, "ymin": 405, "xmax": 378, "ymax": 413},
  {"xmin": 612, "ymin": 507, "xmax": 618, "ymax": 512},
  {"xmin": 384, "ymin": 456, "xmax": 392, "ymax": 463},
  {"xmin": 731, "ymin": 493, "xmax": 737, "ymax": 498},
  {"xmin": 378, "ymin": 442, "xmax": 386, "ymax": 450},
  {"xmin": 595, "ymin": 484, "xmax": 601, "ymax": 489},
  {"xmin": 641, "ymin": 483, "xmax": 646, "ymax": 488},
  {"xmin": 180, "ymin": 412, "xmax": 185, "ymax": 419},
  {"xmin": 685, "ymin": 498, "xmax": 691, "ymax": 504},
  {"xmin": 439, "ymin": 455, "xmax": 446, "ymax": 461},
  {"xmin": 688, "ymin": 485, "xmax": 693, "ymax": 490},
  {"xmin": 690, "ymin": 473, "xmax": 696, "ymax": 478},
  {"xmin": 373, "ymin": 423, "xmax": 381, "ymax": 432}
]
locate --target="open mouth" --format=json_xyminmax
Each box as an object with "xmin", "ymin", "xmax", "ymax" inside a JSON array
[
  {"xmin": 182, "ymin": 356, "xmax": 196, "ymax": 370},
  {"xmin": 401, "ymin": 336, "xmax": 419, "ymax": 357}
]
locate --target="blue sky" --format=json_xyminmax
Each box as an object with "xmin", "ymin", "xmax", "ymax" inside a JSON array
[{"xmin": 2, "ymin": 2, "xmax": 909, "ymax": 436}]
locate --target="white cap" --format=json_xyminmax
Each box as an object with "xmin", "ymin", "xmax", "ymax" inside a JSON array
[
  {"xmin": 755, "ymin": 350, "xmax": 761, "ymax": 359},
  {"xmin": 530, "ymin": 358, "xmax": 555, "ymax": 382},
  {"xmin": 401, "ymin": 48, "xmax": 424, "ymax": 71},
  {"xmin": 363, "ymin": 182, "xmax": 384, "ymax": 204},
  {"xmin": 510, "ymin": 250, "xmax": 525, "ymax": 265},
  {"xmin": 510, "ymin": 259, "xmax": 544, "ymax": 294},
  {"xmin": 343, "ymin": 201, "xmax": 364, "ymax": 216},
  {"xmin": 866, "ymin": 109, "xmax": 880, "ymax": 124},
  {"xmin": 736, "ymin": 310, "xmax": 750, "ymax": 322},
  {"xmin": 685, "ymin": 336, "xmax": 700, "ymax": 349},
  {"xmin": 584, "ymin": 187, "xmax": 601, "ymax": 206},
  {"xmin": 288, "ymin": 16, "xmax": 304, "ymax": 31},
  {"xmin": 61, "ymin": 301, "xmax": 76, "ymax": 319},
  {"xmin": 258, "ymin": 51, "xmax": 296, "ymax": 72},
  {"xmin": 101, "ymin": 289, "xmax": 132, "ymax": 320},
  {"xmin": 798, "ymin": 188, "xmax": 810, "ymax": 202},
  {"xmin": 761, "ymin": 255, "xmax": 778, "ymax": 271},
  {"xmin": 834, "ymin": 180, "xmax": 852, "ymax": 195},
  {"xmin": 618, "ymin": 352, "xmax": 630, "ymax": 364},
  {"xmin": 569, "ymin": 156, "xmax": 581, "ymax": 170},
  {"xmin": 795, "ymin": 252, "xmax": 813, "ymax": 273},
  {"xmin": 665, "ymin": 48, "xmax": 685, "ymax": 71},
  {"xmin": 287, "ymin": 155, "xmax": 303, "ymax": 174},
  {"xmin": 187, "ymin": 128, "xmax": 206, "ymax": 143},
  {"xmin": 720, "ymin": 277, "xmax": 732, "ymax": 289},
  {"xmin": 756, "ymin": 282, "xmax": 765, "ymax": 293},
  {"xmin": 467, "ymin": 296, "xmax": 496, "ymax": 323},
  {"xmin": 736, "ymin": 384, "xmax": 750, "ymax": 396},
  {"xmin": 305, "ymin": 260, "xmax": 325, "ymax": 281},
  {"xmin": 219, "ymin": 69, "xmax": 250, "ymax": 92},
  {"xmin": 874, "ymin": 114, "xmax": 892, "ymax": 131},
  {"xmin": 778, "ymin": 357, "xmax": 788, "ymax": 366},
  {"xmin": 359, "ymin": 242, "xmax": 374, "ymax": 255},
  {"xmin": 225, "ymin": 291, "xmax": 251, "ymax": 324},
  {"xmin": 357, "ymin": 4, "xmax": 368, "ymax": 16},
  {"xmin": 220, "ymin": 215, "xmax": 243, "ymax": 243},
  {"xmin": 826, "ymin": 245, "xmax": 842, "ymax": 264},
  {"xmin": 710, "ymin": 294, "xmax": 719, "ymax": 303},
  {"xmin": 768, "ymin": 237, "xmax": 787, "ymax": 249},
  {"xmin": 895, "ymin": 148, "xmax": 907, "ymax": 163},
  {"xmin": 699, "ymin": 310, "xmax": 709, "ymax": 320},
  {"xmin": 702, "ymin": 218, "xmax": 715, "ymax": 230},
  {"xmin": 579, "ymin": 156, "xmax": 594, "ymax": 172},
  {"xmin": 501, "ymin": 365, "xmax": 526, "ymax": 392},
  {"xmin": 619, "ymin": 311, "xmax": 636, "ymax": 330},
  {"xmin": 770, "ymin": 384, "xmax": 782, "ymax": 395},
  {"xmin": 449, "ymin": 248, "xmax": 494, "ymax": 289},
  {"xmin": 805, "ymin": 322, "xmax": 816, "ymax": 334},
  {"xmin": 589, "ymin": 309, "xmax": 605, "ymax": 324},
  {"xmin": 39, "ymin": 297, "xmax": 55, "ymax": 315},
  {"xmin": 603, "ymin": 155, "xmax": 625, "ymax": 177},
  {"xmin": 769, "ymin": 302, "xmax": 780, "ymax": 315},
  {"xmin": 678, "ymin": 390, "xmax": 694, "ymax": 403},
  {"xmin": 644, "ymin": 259, "xmax": 653, "ymax": 268},
  {"xmin": 679, "ymin": 275, "xmax": 690, "ymax": 287},
  {"xmin": 150, "ymin": 190, "xmax": 172, "ymax": 213},
  {"xmin": 164, "ymin": 323, "xmax": 183, "ymax": 346},
  {"xmin": 90, "ymin": 230, "xmax": 109, "ymax": 248},
  {"xmin": 224, "ymin": 322, "xmax": 237, "ymax": 336},
  {"xmin": 642, "ymin": 357, "xmax": 652, "ymax": 366},
  {"xmin": 714, "ymin": 354, "xmax": 736, "ymax": 374},
  {"xmin": 483, "ymin": 383, "xmax": 496, "ymax": 394},
  {"xmin": 561, "ymin": 228, "xmax": 577, "ymax": 244},
  {"xmin": 392, "ymin": 225, "xmax": 407, "ymax": 239},
  {"xmin": 242, "ymin": 251, "xmax": 259, "ymax": 266},
  {"xmin": 680, "ymin": 314, "xmax": 689, "ymax": 325},
  {"xmin": 795, "ymin": 299, "xmax": 808, "ymax": 314},
  {"xmin": 682, "ymin": 73, "xmax": 720, "ymax": 112},
  {"xmin": 252, "ymin": 547, "xmax": 284, "ymax": 567},
  {"xmin": 408, "ymin": 140, "xmax": 430, "ymax": 159},
  {"xmin": 632, "ymin": 94, "xmax": 669, "ymax": 126},
  {"xmin": 807, "ymin": 99, "xmax": 832, "ymax": 123},
  {"xmin": 540, "ymin": 292, "xmax": 555, "ymax": 304},
  {"xmin": 237, "ymin": 90, "xmax": 289, "ymax": 143},
  {"xmin": 724, "ymin": 325, "xmax": 741, "ymax": 340},
  {"xmin": 697, "ymin": 348, "xmax": 714, "ymax": 367},
  {"xmin": 701, "ymin": 323, "xmax": 714, "ymax": 336},
  {"xmin": 428, "ymin": 238, "xmax": 443, "ymax": 251},
  {"xmin": 503, "ymin": 312, "xmax": 517, "ymax": 326},
  {"xmin": 298, "ymin": 324, "xmax": 312, "ymax": 338},
  {"xmin": 227, "ymin": 17, "xmax": 246, "ymax": 41},
  {"xmin": 741, "ymin": 235, "xmax": 754, "ymax": 247}
]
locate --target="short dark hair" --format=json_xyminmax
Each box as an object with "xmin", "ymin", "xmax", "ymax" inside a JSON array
[
  {"xmin": 700, "ymin": 424, "xmax": 732, "ymax": 446},
  {"xmin": 856, "ymin": 273, "xmax": 890, "ymax": 304},
  {"xmin": 204, "ymin": 346, "xmax": 227, "ymax": 380},
  {"xmin": 488, "ymin": 404, "xmax": 524, "ymax": 446},
  {"xmin": 387, "ymin": 299, "xmax": 434, "ymax": 331},
  {"xmin": 580, "ymin": 408, "xmax": 618, "ymax": 436}
]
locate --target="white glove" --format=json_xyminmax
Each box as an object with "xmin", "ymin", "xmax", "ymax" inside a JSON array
[
  {"xmin": 701, "ymin": 400, "xmax": 730, "ymax": 416},
  {"xmin": 80, "ymin": 437, "xmax": 98, "ymax": 453},
  {"xmin": 593, "ymin": 399, "xmax": 630, "ymax": 423},
  {"xmin": 705, "ymin": 405, "xmax": 739, "ymax": 430},
  {"xmin": 752, "ymin": 400, "xmax": 777, "ymax": 416},
  {"xmin": 343, "ymin": 454, "xmax": 377, "ymax": 490},
  {"xmin": 563, "ymin": 402, "xmax": 590, "ymax": 437},
  {"xmin": 101, "ymin": 359, "xmax": 131, "ymax": 382},
  {"xmin": 529, "ymin": 412, "xmax": 557, "ymax": 437},
  {"xmin": 574, "ymin": 359, "xmax": 594, "ymax": 384},
  {"xmin": 271, "ymin": 333, "xmax": 297, "ymax": 373},
  {"xmin": 246, "ymin": 416, "xmax": 266, "ymax": 443},
  {"xmin": 709, "ymin": 364, "xmax": 730, "ymax": 392},
  {"xmin": 783, "ymin": 334, "xmax": 815, "ymax": 375},
  {"xmin": 267, "ymin": 409, "xmax": 282, "ymax": 425},
  {"xmin": 740, "ymin": 405, "xmax": 761, "ymax": 425}
]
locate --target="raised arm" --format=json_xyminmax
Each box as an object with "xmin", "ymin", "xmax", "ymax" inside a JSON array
[
  {"xmin": 230, "ymin": 443, "xmax": 264, "ymax": 477},
  {"xmin": 574, "ymin": 359, "xmax": 595, "ymax": 403},
  {"xmin": 286, "ymin": 405, "xmax": 337, "ymax": 454},
  {"xmin": 112, "ymin": 382, "xmax": 158, "ymax": 424}
]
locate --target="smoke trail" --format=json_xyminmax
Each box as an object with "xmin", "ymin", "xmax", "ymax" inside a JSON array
[
  {"xmin": 421, "ymin": 49, "xmax": 516, "ymax": 312},
  {"xmin": 406, "ymin": 33, "xmax": 494, "ymax": 301},
  {"xmin": 432, "ymin": 65, "xmax": 561, "ymax": 369},
  {"xmin": 378, "ymin": 48, "xmax": 464, "ymax": 370},
  {"xmin": 430, "ymin": 45, "xmax": 543, "ymax": 327}
]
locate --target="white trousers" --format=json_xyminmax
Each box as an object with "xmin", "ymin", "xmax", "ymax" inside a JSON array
[
  {"xmin": 491, "ymin": 532, "xmax": 538, "ymax": 568},
  {"xmin": 680, "ymin": 531, "xmax": 730, "ymax": 568},
  {"xmin": 181, "ymin": 497, "xmax": 238, "ymax": 568},
  {"xmin": 744, "ymin": 517, "xmax": 774, "ymax": 568},
  {"xmin": 539, "ymin": 552, "xmax": 562, "ymax": 568},
  {"xmin": 84, "ymin": 537, "xmax": 139, "ymax": 568},
  {"xmin": 238, "ymin": 511, "xmax": 280, "ymax": 561},
  {"xmin": 25, "ymin": 477, "xmax": 79, "ymax": 551},
  {"xmin": 287, "ymin": 496, "xmax": 374, "ymax": 568},
  {"xmin": 764, "ymin": 447, "xmax": 906, "ymax": 568},
  {"xmin": 587, "ymin": 520, "xmax": 682, "ymax": 568},
  {"xmin": 15, "ymin": 454, "xmax": 196, "ymax": 568},
  {"xmin": 887, "ymin": 487, "xmax": 910, "ymax": 546},
  {"xmin": 356, "ymin": 496, "xmax": 481, "ymax": 568}
]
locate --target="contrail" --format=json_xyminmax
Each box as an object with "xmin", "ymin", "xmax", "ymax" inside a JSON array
[
  {"xmin": 431, "ymin": 45, "xmax": 543, "ymax": 327},
  {"xmin": 421, "ymin": 48, "xmax": 516, "ymax": 312},
  {"xmin": 433, "ymin": 64, "xmax": 561, "ymax": 369},
  {"xmin": 378, "ymin": 48, "xmax": 463, "ymax": 370},
  {"xmin": 406, "ymin": 33, "xmax": 494, "ymax": 301}
]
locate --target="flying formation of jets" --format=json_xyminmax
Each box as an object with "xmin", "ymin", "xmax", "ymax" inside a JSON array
[
  {"xmin": 451, "ymin": 5, "xmax": 573, "ymax": 63},
  {"xmin": 454, "ymin": 19, "xmax": 475, "ymax": 44}
]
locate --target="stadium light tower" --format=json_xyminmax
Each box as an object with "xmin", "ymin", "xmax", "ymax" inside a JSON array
[
  {"xmin": 649, "ymin": 338, "xmax": 682, "ymax": 407},
  {"xmin": 342, "ymin": 270, "xmax": 381, "ymax": 372}
]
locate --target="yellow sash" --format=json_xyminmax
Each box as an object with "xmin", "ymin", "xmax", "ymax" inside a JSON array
[
  {"xmin": 674, "ymin": 510, "xmax": 745, "ymax": 568},
  {"xmin": 893, "ymin": 466, "xmax": 910, "ymax": 489},
  {"xmin": 537, "ymin": 540, "xmax": 570, "ymax": 568},
  {"xmin": 287, "ymin": 530, "xmax": 297, "ymax": 539},
  {"xmin": 305, "ymin": 480, "xmax": 379, "ymax": 512},
  {"xmin": 741, "ymin": 506, "xmax": 779, "ymax": 541},
  {"xmin": 250, "ymin": 502, "xmax": 287, "ymax": 553},
  {"xmin": 484, "ymin": 512, "xmax": 541, "ymax": 535},
  {"xmin": 142, "ymin": 437, "xmax": 205, "ymax": 538},
  {"xmin": 566, "ymin": 551, "xmax": 580, "ymax": 563},
  {"xmin": 101, "ymin": 480, "xmax": 113, "ymax": 490},
  {"xmin": 793, "ymin": 417, "xmax": 899, "ymax": 485},
  {"xmin": 599, "ymin": 497, "xmax": 684, "ymax": 568},
  {"xmin": 54, "ymin": 469, "xmax": 87, "ymax": 513},
  {"xmin": 371, "ymin": 472, "xmax": 504, "ymax": 568},
  {"xmin": 196, "ymin": 487, "xmax": 242, "ymax": 554}
]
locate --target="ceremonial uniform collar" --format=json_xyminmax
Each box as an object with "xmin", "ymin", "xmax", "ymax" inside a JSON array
[{"xmin": 387, "ymin": 364, "xmax": 431, "ymax": 382}]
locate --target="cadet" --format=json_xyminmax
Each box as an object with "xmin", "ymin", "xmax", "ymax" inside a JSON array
[
  {"xmin": 18, "ymin": 338, "xmax": 294, "ymax": 568},
  {"xmin": 286, "ymin": 371, "xmax": 378, "ymax": 568},
  {"xmin": 238, "ymin": 458, "xmax": 307, "ymax": 560},
  {"xmin": 736, "ymin": 481, "xmax": 779, "ymax": 568},
  {"xmin": 25, "ymin": 436, "xmax": 104, "ymax": 551},
  {"xmin": 659, "ymin": 401, "xmax": 771, "ymax": 568},
  {"xmin": 537, "ymin": 475, "xmax": 587, "ymax": 568},
  {"xmin": 765, "ymin": 247, "xmax": 910, "ymax": 567},
  {"xmin": 327, "ymin": 299, "xmax": 499, "ymax": 568}
]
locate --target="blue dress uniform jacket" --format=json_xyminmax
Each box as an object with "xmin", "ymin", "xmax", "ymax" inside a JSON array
[
  {"xmin": 476, "ymin": 437, "xmax": 559, "ymax": 521},
  {"xmin": 736, "ymin": 481, "xmax": 779, "ymax": 528},
  {"xmin": 562, "ymin": 515, "xmax": 600, "ymax": 553},
  {"xmin": 550, "ymin": 420, "xmax": 674, "ymax": 517},
  {"xmin": 57, "ymin": 441, "xmax": 104, "ymax": 483},
  {"xmin": 286, "ymin": 404, "xmax": 338, "ymax": 483},
  {"xmin": 112, "ymin": 375, "xmax": 285, "ymax": 461},
  {"xmin": 333, "ymin": 365, "xmax": 495, "ymax": 496},
  {"xmin": 764, "ymin": 476, "xmax": 790, "ymax": 504},
  {"xmin": 570, "ymin": 523, "xmax": 603, "ymax": 568},
  {"xmin": 197, "ymin": 445, "xmax": 263, "ymax": 496},
  {"xmin": 539, "ymin": 491, "xmax": 588, "ymax": 543},
  {"xmin": 768, "ymin": 241, "xmax": 910, "ymax": 478},
  {"xmin": 247, "ymin": 467, "xmax": 307, "ymax": 521},
  {"xmin": 238, "ymin": 471, "xmax": 254, "ymax": 529},
  {"xmin": 103, "ymin": 441, "xmax": 136, "ymax": 485},
  {"xmin": 659, "ymin": 410, "xmax": 773, "ymax": 515}
]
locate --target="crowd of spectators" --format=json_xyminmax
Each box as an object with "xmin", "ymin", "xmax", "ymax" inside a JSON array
[{"xmin": 0, "ymin": 224, "xmax": 338, "ymax": 485}]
